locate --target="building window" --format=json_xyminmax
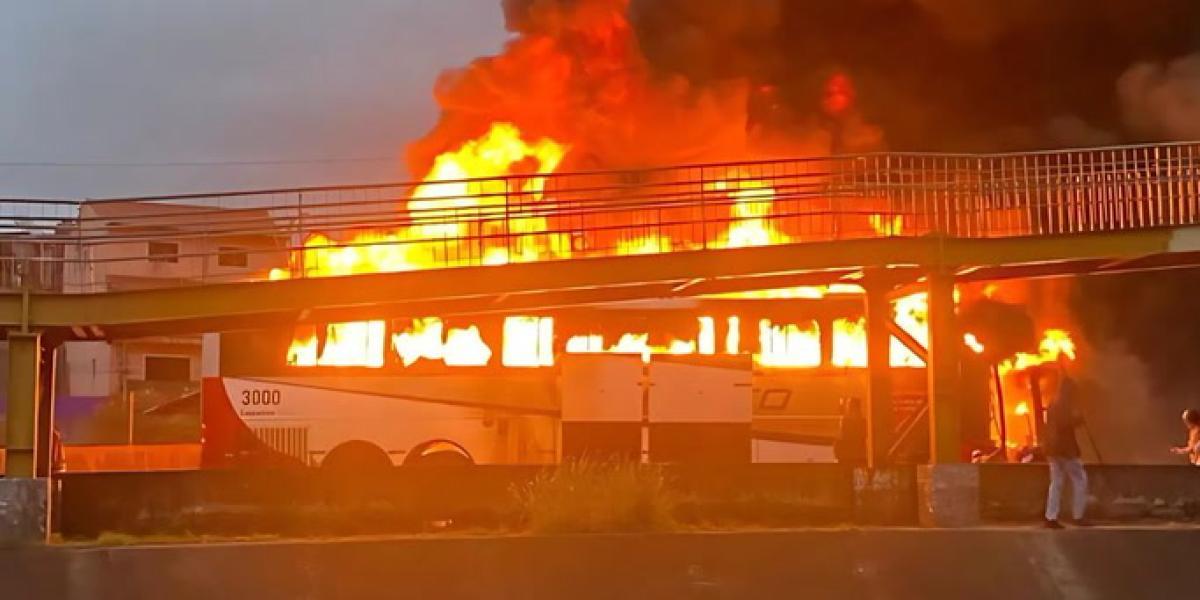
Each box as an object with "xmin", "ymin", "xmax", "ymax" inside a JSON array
[
  {"xmin": 147, "ymin": 241, "xmax": 179, "ymax": 263},
  {"xmin": 217, "ymin": 246, "xmax": 249, "ymax": 268},
  {"xmin": 144, "ymin": 356, "xmax": 191, "ymax": 382}
]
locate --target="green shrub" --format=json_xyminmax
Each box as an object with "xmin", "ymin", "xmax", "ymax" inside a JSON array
[{"xmin": 516, "ymin": 459, "xmax": 676, "ymax": 534}]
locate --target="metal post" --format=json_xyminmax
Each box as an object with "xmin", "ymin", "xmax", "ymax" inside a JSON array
[
  {"xmin": 1028, "ymin": 366, "xmax": 1046, "ymax": 445},
  {"xmin": 5, "ymin": 332, "xmax": 43, "ymax": 478},
  {"xmin": 200, "ymin": 226, "xmax": 209, "ymax": 284},
  {"xmin": 120, "ymin": 341, "xmax": 133, "ymax": 446},
  {"xmin": 992, "ymin": 364, "xmax": 1007, "ymax": 457},
  {"xmin": 296, "ymin": 192, "xmax": 306, "ymax": 277},
  {"xmin": 862, "ymin": 272, "xmax": 893, "ymax": 467},
  {"xmin": 817, "ymin": 317, "xmax": 833, "ymax": 369},
  {"xmin": 926, "ymin": 268, "xmax": 961, "ymax": 463},
  {"xmin": 699, "ymin": 166, "xmax": 709, "ymax": 250},
  {"xmin": 34, "ymin": 344, "xmax": 57, "ymax": 478}
]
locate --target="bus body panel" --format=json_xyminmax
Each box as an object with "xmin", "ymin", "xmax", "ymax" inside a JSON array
[
  {"xmin": 559, "ymin": 355, "xmax": 644, "ymax": 423},
  {"xmin": 648, "ymin": 356, "xmax": 753, "ymax": 424},
  {"xmin": 201, "ymin": 330, "xmax": 940, "ymax": 467},
  {"xmin": 205, "ymin": 376, "xmax": 558, "ymax": 467}
]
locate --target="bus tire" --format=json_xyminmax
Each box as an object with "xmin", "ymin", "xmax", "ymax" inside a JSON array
[
  {"xmin": 404, "ymin": 440, "xmax": 474, "ymax": 467},
  {"xmin": 321, "ymin": 440, "xmax": 392, "ymax": 475}
]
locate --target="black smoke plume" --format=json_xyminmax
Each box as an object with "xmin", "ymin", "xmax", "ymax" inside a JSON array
[{"xmin": 629, "ymin": 0, "xmax": 1200, "ymax": 150}]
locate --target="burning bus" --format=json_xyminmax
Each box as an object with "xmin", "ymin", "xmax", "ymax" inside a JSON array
[
  {"xmin": 200, "ymin": 294, "xmax": 940, "ymax": 470},
  {"xmin": 199, "ymin": 275, "xmax": 1077, "ymax": 471}
]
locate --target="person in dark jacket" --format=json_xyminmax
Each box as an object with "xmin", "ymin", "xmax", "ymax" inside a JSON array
[
  {"xmin": 834, "ymin": 397, "xmax": 868, "ymax": 467},
  {"xmin": 1043, "ymin": 359, "xmax": 1088, "ymax": 528}
]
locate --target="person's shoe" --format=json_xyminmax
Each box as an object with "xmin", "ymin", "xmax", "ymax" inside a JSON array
[
  {"xmin": 1073, "ymin": 518, "xmax": 1093, "ymax": 527},
  {"xmin": 1043, "ymin": 519, "xmax": 1064, "ymax": 529}
]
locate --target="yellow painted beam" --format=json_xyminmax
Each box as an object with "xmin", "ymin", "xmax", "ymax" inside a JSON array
[
  {"xmin": 926, "ymin": 269, "xmax": 961, "ymax": 463},
  {"xmin": 937, "ymin": 228, "xmax": 1178, "ymax": 265},
  {"xmin": 862, "ymin": 271, "xmax": 894, "ymax": 467},
  {"xmin": 5, "ymin": 332, "xmax": 41, "ymax": 478},
  {"xmin": 0, "ymin": 227, "xmax": 1193, "ymax": 336},
  {"xmin": 4, "ymin": 237, "xmax": 936, "ymax": 331}
]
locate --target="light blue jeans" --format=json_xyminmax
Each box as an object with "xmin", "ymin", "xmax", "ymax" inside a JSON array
[{"xmin": 1045, "ymin": 456, "xmax": 1088, "ymax": 521}]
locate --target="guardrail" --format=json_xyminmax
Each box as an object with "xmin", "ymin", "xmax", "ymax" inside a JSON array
[{"xmin": 0, "ymin": 141, "xmax": 1197, "ymax": 293}]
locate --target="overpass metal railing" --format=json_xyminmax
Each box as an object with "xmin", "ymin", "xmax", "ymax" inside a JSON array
[{"xmin": 0, "ymin": 141, "xmax": 1197, "ymax": 294}]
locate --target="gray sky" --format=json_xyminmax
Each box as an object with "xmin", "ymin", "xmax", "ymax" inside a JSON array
[{"xmin": 0, "ymin": 1, "xmax": 507, "ymax": 199}]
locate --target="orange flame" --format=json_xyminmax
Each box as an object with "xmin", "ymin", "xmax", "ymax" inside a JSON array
[
  {"xmin": 277, "ymin": 122, "xmax": 569, "ymax": 283},
  {"xmin": 725, "ymin": 316, "xmax": 741, "ymax": 355},
  {"xmin": 390, "ymin": 317, "xmax": 492, "ymax": 367},
  {"xmin": 563, "ymin": 317, "xmax": 709, "ymax": 364},
  {"xmin": 281, "ymin": 123, "xmax": 568, "ymax": 363},
  {"xmin": 868, "ymin": 213, "xmax": 904, "ymax": 236},
  {"xmin": 757, "ymin": 319, "xmax": 821, "ymax": 368},
  {"xmin": 714, "ymin": 174, "xmax": 790, "ymax": 249},
  {"xmin": 278, "ymin": 150, "xmax": 824, "ymax": 365},
  {"xmin": 963, "ymin": 333, "xmax": 985, "ymax": 355},
  {"xmin": 999, "ymin": 329, "xmax": 1076, "ymax": 375},
  {"xmin": 275, "ymin": 119, "xmax": 1045, "ymax": 373},
  {"xmin": 891, "ymin": 292, "xmax": 929, "ymax": 367},
  {"xmin": 287, "ymin": 321, "xmax": 386, "ymax": 368},
  {"xmin": 698, "ymin": 316, "xmax": 716, "ymax": 355},
  {"xmin": 831, "ymin": 317, "xmax": 867, "ymax": 367},
  {"xmin": 502, "ymin": 316, "xmax": 555, "ymax": 368}
]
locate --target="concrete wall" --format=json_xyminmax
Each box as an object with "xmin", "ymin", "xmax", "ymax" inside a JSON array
[
  {"xmin": 53, "ymin": 463, "xmax": 1200, "ymax": 539},
  {"xmin": 980, "ymin": 463, "xmax": 1200, "ymax": 521},
  {"xmin": 56, "ymin": 465, "xmax": 914, "ymax": 539},
  {"xmin": 51, "ymin": 464, "xmax": 1200, "ymax": 539},
  {"xmin": 4, "ymin": 529, "xmax": 1200, "ymax": 599}
]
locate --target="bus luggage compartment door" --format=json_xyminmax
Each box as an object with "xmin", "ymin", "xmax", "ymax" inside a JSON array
[
  {"xmin": 559, "ymin": 355, "xmax": 644, "ymax": 462},
  {"xmin": 647, "ymin": 356, "xmax": 752, "ymax": 464}
]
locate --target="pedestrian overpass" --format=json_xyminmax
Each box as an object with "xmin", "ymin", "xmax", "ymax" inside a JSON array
[{"xmin": 3, "ymin": 141, "xmax": 1200, "ymax": 476}]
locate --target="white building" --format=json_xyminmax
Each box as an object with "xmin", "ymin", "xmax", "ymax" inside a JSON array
[{"xmin": 33, "ymin": 200, "xmax": 287, "ymax": 445}]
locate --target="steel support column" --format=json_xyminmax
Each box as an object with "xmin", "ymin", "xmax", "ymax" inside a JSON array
[
  {"xmin": 35, "ymin": 344, "xmax": 58, "ymax": 477},
  {"xmin": 926, "ymin": 269, "xmax": 961, "ymax": 463},
  {"xmin": 5, "ymin": 332, "xmax": 42, "ymax": 478},
  {"xmin": 862, "ymin": 274, "xmax": 894, "ymax": 467},
  {"xmin": 818, "ymin": 316, "xmax": 834, "ymax": 369}
]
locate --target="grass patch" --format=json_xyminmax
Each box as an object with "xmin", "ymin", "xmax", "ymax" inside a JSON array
[{"xmin": 516, "ymin": 459, "xmax": 677, "ymax": 534}]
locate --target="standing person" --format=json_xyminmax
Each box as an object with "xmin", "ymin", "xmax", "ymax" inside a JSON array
[
  {"xmin": 834, "ymin": 397, "xmax": 867, "ymax": 467},
  {"xmin": 1170, "ymin": 409, "xmax": 1200, "ymax": 466},
  {"xmin": 1043, "ymin": 359, "xmax": 1089, "ymax": 529}
]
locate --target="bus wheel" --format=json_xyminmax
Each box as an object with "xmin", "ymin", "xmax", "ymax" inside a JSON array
[
  {"xmin": 321, "ymin": 441, "xmax": 391, "ymax": 507},
  {"xmin": 404, "ymin": 440, "xmax": 474, "ymax": 467},
  {"xmin": 321, "ymin": 440, "xmax": 392, "ymax": 475}
]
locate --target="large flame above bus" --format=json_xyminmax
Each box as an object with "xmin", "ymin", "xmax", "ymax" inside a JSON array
[
  {"xmin": 270, "ymin": 123, "xmax": 568, "ymax": 280},
  {"xmin": 265, "ymin": 0, "xmax": 1070, "ymax": 374},
  {"xmin": 267, "ymin": 120, "xmax": 1073, "ymax": 372}
]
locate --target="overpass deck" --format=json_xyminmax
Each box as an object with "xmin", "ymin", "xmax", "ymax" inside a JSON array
[{"xmin": 0, "ymin": 229, "xmax": 1198, "ymax": 339}]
